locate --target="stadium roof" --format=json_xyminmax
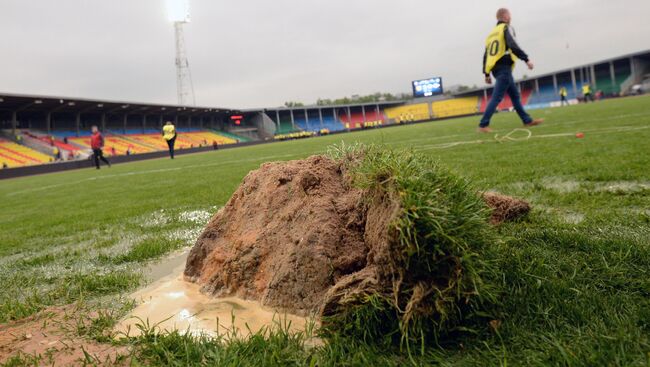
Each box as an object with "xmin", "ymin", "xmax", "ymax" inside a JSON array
[
  {"xmin": 0, "ymin": 90, "xmax": 405, "ymax": 117},
  {"xmin": 247, "ymin": 100, "xmax": 406, "ymax": 113},
  {"xmin": 0, "ymin": 92, "xmax": 238, "ymax": 116}
]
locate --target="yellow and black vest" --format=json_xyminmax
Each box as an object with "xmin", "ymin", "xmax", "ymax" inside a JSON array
[
  {"xmin": 484, "ymin": 23, "xmax": 517, "ymax": 74},
  {"xmin": 163, "ymin": 124, "xmax": 176, "ymax": 141}
]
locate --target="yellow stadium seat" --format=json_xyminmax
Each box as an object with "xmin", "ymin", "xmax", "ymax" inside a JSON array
[
  {"xmin": 431, "ymin": 97, "xmax": 479, "ymax": 119},
  {"xmin": 385, "ymin": 104, "xmax": 430, "ymax": 123},
  {"xmin": 0, "ymin": 140, "xmax": 52, "ymax": 168},
  {"xmin": 68, "ymin": 136, "xmax": 156, "ymax": 156}
]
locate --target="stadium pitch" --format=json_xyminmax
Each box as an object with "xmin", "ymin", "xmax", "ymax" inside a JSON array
[{"xmin": 1, "ymin": 95, "xmax": 649, "ymax": 365}]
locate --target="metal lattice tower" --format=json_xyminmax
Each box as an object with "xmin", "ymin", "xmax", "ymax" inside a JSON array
[{"xmin": 174, "ymin": 21, "xmax": 196, "ymax": 106}]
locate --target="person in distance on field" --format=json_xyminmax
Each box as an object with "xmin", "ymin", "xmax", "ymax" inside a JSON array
[
  {"xmin": 479, "ymin": 8, "xmax": 543, "ymax": 133},
  {"xmin": 90, "ymin": 125, "xmax": 111, "ymax": 169},
  {"xmin": 582, "ymin": 83, "xmax": 594, "ymax": 102},
  {"xmin": 162, "ymin": 121, "xmax": 177, "ymax": 159},
  {"xmin": 559, "ymin": 86, "xmax": 568, "ymax": 106}
]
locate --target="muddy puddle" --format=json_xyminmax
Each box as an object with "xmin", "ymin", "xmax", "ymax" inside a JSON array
[{"xmin": 116, "ymin": 250, "xmax": 315, "ymax": 339}]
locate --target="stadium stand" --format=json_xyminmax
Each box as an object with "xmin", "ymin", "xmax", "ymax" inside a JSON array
[
  {"xmin": 68, "ymin": 135, "xmax": 155, "ymax": 156},
  {"xmin": 67, "ymin": 130, "xmax": 237, "ymax": 156},
  {"xmin": 320, "ymin": 116, "xmax": 346, "ymax": 132},
  {"xmin": 384, "ymin": 104, "xmax": 430, "ymax": 123},
  {"xmin": 276, "ymin": 116, "xmax": 300, "ymax": 135},
  {"xmin": 431, "ymin": 97, "xmax": 479, "ymax": 118},
  {"xmin": 595, "ymin": 73, "xmax": 630, "ymax": 96},
  {"xmin": 294, "ymin": 115, "xmax": 321, "ymax": 133},
  {"xmin": 20, "ymin": 131, "xmax": 81, "ymax": 153},
  {"xmin": 0, "ymin": 138, "xmax": 52, "ymax": 168},
  {"xmin": 527, "ymin": 85, "xmax": 563, "ymax": 107},
  {"xmin": 339, "ymin": 110, "xmax": 385, "ymax": 129}
]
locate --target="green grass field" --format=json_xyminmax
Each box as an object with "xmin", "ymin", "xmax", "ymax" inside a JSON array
[{"xmin": 1, "ymin": 95, "xmax": 649, "ymax": 366}]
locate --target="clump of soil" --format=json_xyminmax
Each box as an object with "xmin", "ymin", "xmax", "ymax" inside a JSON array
[
  {"xmin": 184, "ymin": 153, "xmax": 530, "ymax": 320},
  {"xmin": 185, "ymin": 155, "xmax": 369, "ymax": 313},
  {"xmin": 0, "ymin": 306, "xmax": 127, "ymax": 366},
  {"xmin": 483, "ymin": 192, "xmax": 531, "ymax": 225}
]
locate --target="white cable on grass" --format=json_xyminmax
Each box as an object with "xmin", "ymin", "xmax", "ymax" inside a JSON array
[{"xmin": 494, "ymin": 128, "xmax": 532, "ymax": 143}]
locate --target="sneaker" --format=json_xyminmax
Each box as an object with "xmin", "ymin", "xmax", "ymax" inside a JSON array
[
  {"xmin": 525, "ymin": 118, "xmax": 544, "ymax": 127},
  {"xmin": 477, "ymin": 127, "xmax": 493, "ymax": 133}
]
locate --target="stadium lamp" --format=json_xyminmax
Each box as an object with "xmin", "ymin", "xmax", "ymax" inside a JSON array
[
  {"xmin": 68, "ymin": 102, "xmax": 75, "ymax": 106},
  {"xmin": 34, "ymin": 100, "xmax": 43, "ymax": 104},
  {"xmin": 97, "ymin": 104, "xmax": 104, "ymax": 108},
  {"xmin": 165, "ymin": 0, "xmax": 190, "ymax": 23},
  {"xmin": 0, "ymin": 97, "xmax": 4, "ymax": 102}
]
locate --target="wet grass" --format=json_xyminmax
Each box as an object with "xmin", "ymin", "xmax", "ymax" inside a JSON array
[{"xmin": 0, "ymin": 95, "xmax": 649, "ymax": 365}]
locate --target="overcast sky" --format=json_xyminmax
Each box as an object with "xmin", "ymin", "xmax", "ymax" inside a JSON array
[{"xmin": 1, "ymin": 0, "xmax": 649, "ymax": 108}]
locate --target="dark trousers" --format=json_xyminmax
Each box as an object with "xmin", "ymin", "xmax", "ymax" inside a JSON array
[
  {"xmin": 584, "ymin": 93, "xmax": 594, "ymax": 102},
  {"xmin": 166, "ymin": 136, "xmax": 176, "ymax": 159},
  {"xmin": 561, "ymin": 95, "xmax": 568, "ymax": 106},
  {"xmin": 92, "ymin": 148, "xmax": 110, "ymax": 169},
  {"xmin": 480, "ymin": 66, "xmax": 532, "ymax": 127}
]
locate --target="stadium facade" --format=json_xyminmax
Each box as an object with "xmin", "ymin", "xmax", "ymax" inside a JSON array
[{"xmin": 1, "ymin": 49, "xmax": 649, "ymax": 174}]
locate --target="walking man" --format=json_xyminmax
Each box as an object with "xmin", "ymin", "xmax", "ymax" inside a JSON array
[
  {"xmin": 90, "ymin": 126, "xmax": 111, "ymax": 169},
  {"xmin": 162, "ymin": 121, "xmax": 177, "ymax": 159},
  {"xmin": 479, "ymin": 8, "xmax": 543, "ymax": 133},
  {"xmin": 559, "ymin": 86, "xmax": 569, "ymax": 106}
]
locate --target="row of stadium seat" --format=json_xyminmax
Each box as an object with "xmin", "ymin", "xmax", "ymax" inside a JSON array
[
  {"xmin": 68, "ymin": 135, "xmax": 154, "ymax": 156},
  {"xmin": 384, "ymin": 104, "xmax": 430, "ymax": 122},
  {"xmin": 594, "ymin": 73, "xmax": 630, "ymax": 95},
  {"xmin": 294, "ymin": 115, "xmax": 345, "ymax": 133},
  {"xmin": 431, "ymin": 97, "xmax": 480, "ymax": 118},
  {"xmin": 339, "ymin": 111, "xmax": 384, "ymax": 129},
  {"xmin": 67, "ymin": 131, "xmax": 238, "ymax": 156},
  {"xmin": 527, "ymin": 85, "xmax": 575, "ymax": 106},
  {"xmin": 0, "ymin": 139, "xmax": 53, "ymax": 168}
]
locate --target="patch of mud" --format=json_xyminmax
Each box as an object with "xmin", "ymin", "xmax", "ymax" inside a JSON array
[
  {"xmin": 116, "ymin": 256, "xmax": 312, "ymax": 338},
  {"xmin": 0, "ymin": 306, "xmax": 127, "ymax": 366},
  {"xmin": 146, "ymin": 249, "xmax": 190, "ymax": 282}
]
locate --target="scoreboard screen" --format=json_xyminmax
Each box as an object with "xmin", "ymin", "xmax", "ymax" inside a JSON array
[{"xmin": 412, "ymin": 77, "xmax": 443, "ymax": 98}]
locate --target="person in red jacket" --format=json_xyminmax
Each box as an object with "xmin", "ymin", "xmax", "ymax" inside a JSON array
[{"xmin": 90, "ymin": 126, "xmax": 111, "ymax": 169}]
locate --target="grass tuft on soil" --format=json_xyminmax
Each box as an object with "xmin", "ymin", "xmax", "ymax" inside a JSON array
[{"xmin": 321, "ymin": 144, "xmax": 500, "ymax": 352}]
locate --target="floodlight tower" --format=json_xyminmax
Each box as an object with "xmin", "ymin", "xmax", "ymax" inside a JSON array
[{"xmin": 166, "ymin": 0, "xmax": 195, "ymax": 106}]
